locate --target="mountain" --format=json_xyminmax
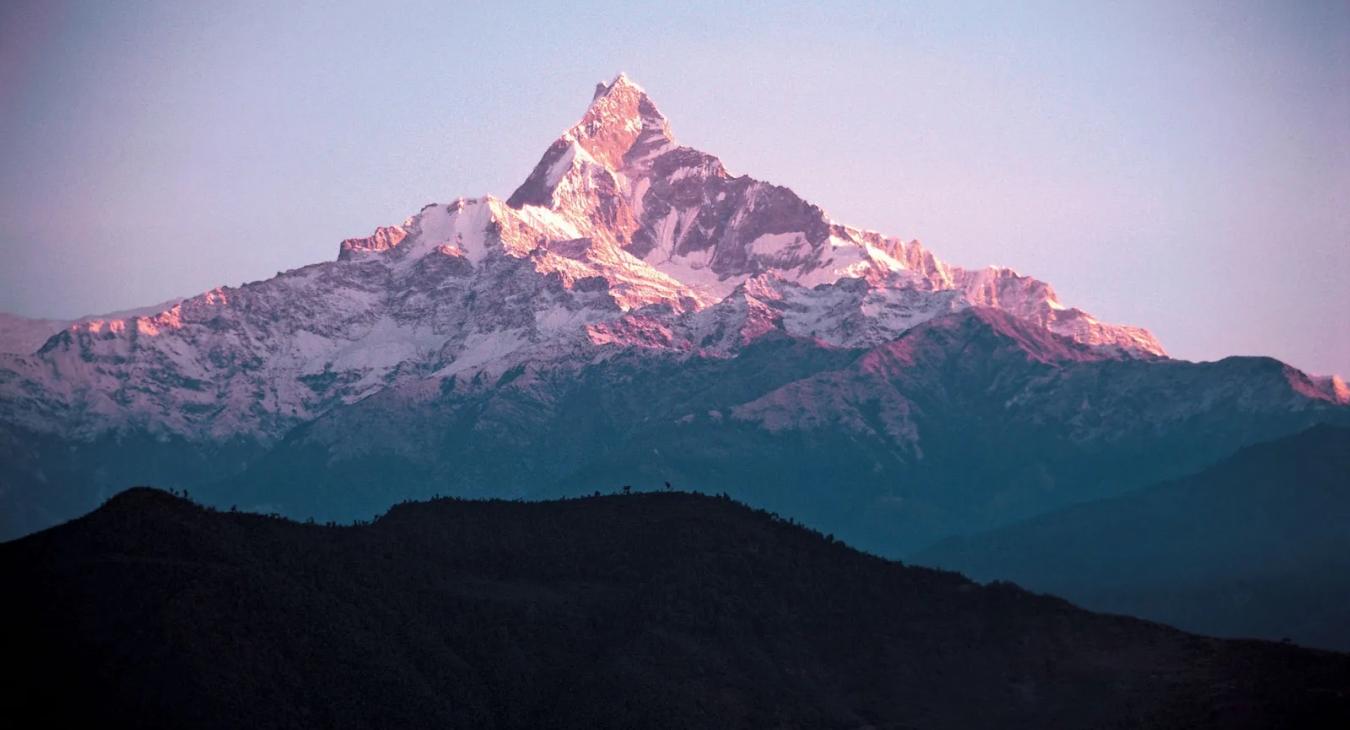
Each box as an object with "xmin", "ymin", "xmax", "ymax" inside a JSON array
[
  {"xmin": 914, "ymin": 425, "xmax": 1350, "ymax": 651},
  {"xmin": 0, "ymin": 74, "xmax": 1346, "ymax": 544},
  {"xmin": 6, "ymin": 487, "xmax": 1348, "ymax": 729},
  {"xmin": 0, "ymin": 75, "xmax": 1162, "ymax": 442}
]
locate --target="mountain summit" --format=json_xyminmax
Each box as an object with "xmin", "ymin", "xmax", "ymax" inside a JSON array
[{"xmin": 509, "ymin": 72, "xmax": 675, "ymax": 209}]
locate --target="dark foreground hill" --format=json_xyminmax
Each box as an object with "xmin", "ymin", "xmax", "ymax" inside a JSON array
[
  {"xmin": 915, "ymin": 425, "xmax": 1350, "ymax": 652},
  {"xmin": 4, "ymin": 488, "xmax": 1348, "ymax": 729}
]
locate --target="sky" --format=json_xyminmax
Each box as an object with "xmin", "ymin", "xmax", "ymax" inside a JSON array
[{"xmin": 1, "ymin": 0, "xmax": 1346, "ymax": 375}]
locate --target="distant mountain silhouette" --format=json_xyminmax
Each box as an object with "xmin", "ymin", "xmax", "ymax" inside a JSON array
[
  {"xmin": 916, "ymin": 424, "xmax": 1350, "ymax": 651},
  {"xmin": 5, "ymin": 488, "xmax": 1348, "ymax": 729}
]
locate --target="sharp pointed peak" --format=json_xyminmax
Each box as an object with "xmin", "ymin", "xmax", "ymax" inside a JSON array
[
  {"xmin": 509, "ymin": 74, "xmax": 677, "ymax": 208},
  {"xmin": 578, "ymin": 71, "xmax": 665, "ymax": 125},
  {"xmin": 591, "ymin": 72, "xmax": 642, "ymax": 98},
  {"xmin": 605, "ymin": 71, "xmax": 642, "ymax": 92}
]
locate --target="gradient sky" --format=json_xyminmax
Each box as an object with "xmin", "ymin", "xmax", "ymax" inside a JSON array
[{"xmin": 1, "ymin": 0, "xmax": 1346, "ymax": 375}]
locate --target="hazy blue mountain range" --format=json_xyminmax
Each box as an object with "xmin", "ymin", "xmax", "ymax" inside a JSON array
[{"xmin": 916, "ymin": 424, "xmax": 1350, "ymax": 651}]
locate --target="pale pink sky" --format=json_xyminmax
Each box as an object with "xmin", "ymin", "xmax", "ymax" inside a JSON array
[{"xmin": 1, "ymin": 1, "xmax": 1346, "ymax": 375}]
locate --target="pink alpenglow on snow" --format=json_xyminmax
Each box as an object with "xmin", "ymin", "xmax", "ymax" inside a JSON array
[{"xmin": 0, "ymin": 74, "xmax": 1343, "ymax": 445}]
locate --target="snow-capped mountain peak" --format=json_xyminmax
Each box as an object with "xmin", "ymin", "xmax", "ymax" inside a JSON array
[
  {"xmin": 0, "ymin": 74, "xmax": 1210, "ymax": 443},
  {"xmin": 570, "ymin": 71, "xmax": 674, "ymax": 172}
]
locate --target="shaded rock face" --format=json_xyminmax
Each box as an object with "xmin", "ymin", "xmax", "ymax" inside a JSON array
[
  {"xmin": 0, "ymin": 73, "xmax": 1344, "ymax": 548},
  {"xmin": 6, "ymin": 488, "xmax": 1349, "ymax": 730}
]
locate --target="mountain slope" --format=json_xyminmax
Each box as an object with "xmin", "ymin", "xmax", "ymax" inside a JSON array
[
  {"xmin": 4, "ymin": 304, "xmax": 1344, "ymax": 547},
  {"xmin": 204, "ymin": 307, "xmax": 1347, "ymax": 554},
  {"xmin": 6, "ymin": 487, "xmax": 1349, "ymax": 729},
  {"xmin": 914, "ymin": 425, "xmax": 1350, "ymax": 651}
]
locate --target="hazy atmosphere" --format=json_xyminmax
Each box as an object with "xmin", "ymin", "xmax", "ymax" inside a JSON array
[{"xmin": 1, "ymin": 0, "xmax": 1346, "ymax": 375}]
